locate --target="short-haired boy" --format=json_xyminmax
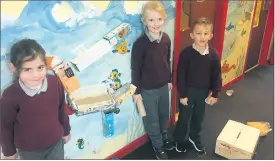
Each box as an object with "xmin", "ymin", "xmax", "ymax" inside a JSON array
[{"xmin": 172, "ymin": 17, "xmax": 222, "ymax": 154}]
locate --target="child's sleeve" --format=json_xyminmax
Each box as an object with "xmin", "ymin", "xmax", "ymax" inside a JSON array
[
  {"xmin": 211, "ymin": 53, "xmax": 222, "ymax": 98},
  {"xmin": 57, "ymin": 79, "xmax": 71, "ymax": 136},
  {"xmin": 177, "ymin": 51, "xmax": 189, "ymax": 98},
  {"xmin": 0, "ymin": 91, "xmax": 17, "ymax": 157},
  {"xmin": 131, "ymin": 40, "xmax": 145, "ymax": 95}
]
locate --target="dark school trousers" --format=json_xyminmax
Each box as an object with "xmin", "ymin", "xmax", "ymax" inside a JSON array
[
  {"xmin": 173, "ymin": 88, "xmax": 209, "ymax": 143},
  {"xmin": 18, "ymin": 138, "xmax": 64, "ymax": 160},
  {"xmin": 140, "ymin": 84, "xmax": 170, "ymax": 149}
]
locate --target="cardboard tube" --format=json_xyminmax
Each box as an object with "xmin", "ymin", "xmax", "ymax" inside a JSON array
[{"xmin": 136, "ymin": 99, "xmax": 146, "ymax": 117}]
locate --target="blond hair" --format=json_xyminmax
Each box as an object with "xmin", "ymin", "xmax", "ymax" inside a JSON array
[
  {"xmin": 141, "ymin": 1, "xmax": 167, "ymax": 24},
  {"xmin": 191, "ymin": 17, "xmax": 213, "ymax": 31}
]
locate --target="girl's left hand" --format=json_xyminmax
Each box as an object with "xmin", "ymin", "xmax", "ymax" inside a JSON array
[
  {"xmin": 168, "ymin": 83, "xmax": 173, "ymax": 91},
  {"xmin": 207, "ymin": 97, "xmax": 217, "ymax": 105},
  {"xmin": 63, "ymin": 134, "xmax": 71, "ymax": 144}
]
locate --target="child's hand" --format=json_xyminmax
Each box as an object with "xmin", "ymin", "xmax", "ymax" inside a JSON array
[
  {"xmin": 207, "ymin": 97, "xmax": 217, "ymax": 105},
  {"xmin": 180, "ymin": 97, "xmax": 188, "ymax": 105},
  {"xmin": 133, "ymin": 94, "xmax": 143, "ymax": 104},
  {"xmin": 62, "ymin": 134, "xmax": 71, "ymax": 144},
  {"xmin": 168, "ymin": 83, "xmax": 173, "ymax": 91},
  {"xmin": 4, "ymin": 154, "xmax": 16, "ymax": 159}
]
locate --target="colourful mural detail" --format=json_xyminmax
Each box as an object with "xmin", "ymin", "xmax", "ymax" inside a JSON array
[
  {"xmin": 253, "ymin": 0, "xmax": 262, "ymax": 27},
  {"xmin": 1, "ymin": 1, "xmax": 176, "ymax": 159},
  {"xmin": 221, "ymin": 1, "xmax": 255, "ymax": 85},
  {"xmin": 76, "ymin": 138, "xmax": 85, "ymax": 150},
  {"xmin": 112, "ymin": 40, "xmax": 130, "ymax": 55}
]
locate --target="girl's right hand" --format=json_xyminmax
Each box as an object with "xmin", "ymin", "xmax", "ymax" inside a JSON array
[
  {"xmin": 180, "ymin": 97, "xmax": 188, "ymax": 105},
  {"xmin": 133, "ymin": 94, "xmax": 143, "ymax": 104},
  {"xmin": 4, "ymin": 154, "xmax": 16, "ymax": 160}
]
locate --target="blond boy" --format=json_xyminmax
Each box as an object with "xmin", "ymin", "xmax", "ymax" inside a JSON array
[{"xmin": 173, "ymin": 17, "xmax": 222, "ymax": 154}]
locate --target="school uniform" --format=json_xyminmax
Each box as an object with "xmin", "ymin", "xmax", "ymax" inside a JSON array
[
  {"xmin": 173, "ymin": 44, "xmax": 222, "ymax": 152},
  {"xmin": 0, "ymin": 75, "xmax": 70, "ymax": 159},
  {"xmin": 131, "ymin": 28, "xmax": 172, "ymax": 153}
]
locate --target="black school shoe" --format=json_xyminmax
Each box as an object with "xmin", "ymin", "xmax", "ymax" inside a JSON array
[
  {"xmin": 163, "ymin": 140, "xmax": 174, "ymax": 150},
  {"xmin": 153, "ymin": 147, "xmax": 168, "ymax": 160},
  {"xmin": 173, "ymin": 142, "xmax": 187, "ymax": 153},
  {"xmin": 188, "ymin": 137, "xmax": 205, "ymax": 152}
]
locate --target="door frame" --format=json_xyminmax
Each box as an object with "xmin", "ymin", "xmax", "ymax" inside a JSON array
[
  {"xmin": 243, "ymin": 0, "xmax": 263, "ymax": 73},
  {"xmin": 258, "ymin": 0, "xmax": 274, "ymax": 65},
  {"xmin": 244, "ymin": 0, "xmax": 273, "ymax": 73}
]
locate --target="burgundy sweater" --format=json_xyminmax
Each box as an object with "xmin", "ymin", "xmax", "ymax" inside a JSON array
[
  {"xmin": 0, "ymin": 75, "xmax": 70, "ymax": 156},
  {"xmin": 177, "ymin": 45, "xmax": 222, "ymax": 98},
  {"xmin": 131, "ymin": 32, "xmax": 172, "ymax": 94}
]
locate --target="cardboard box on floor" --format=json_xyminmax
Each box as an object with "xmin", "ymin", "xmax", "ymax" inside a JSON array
[{"xmin": 215, "ymin": 120, "xmax": 260, "ymax": 159}]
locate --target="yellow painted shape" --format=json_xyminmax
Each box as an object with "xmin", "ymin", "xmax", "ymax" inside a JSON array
[
  {"xmin": 124, "ymin": 1, "xmax": 138, "ymax": 8},
  {"xmin": 52, "ymin": 1, "xmax": 74, "ymax": 22},
  {"xmin": 83, "ymin": 1, "xmax": 110, "ymax": 11},
  {"xmin": 1, "ymin": 1, "xmax": 28, "ymax": 18},
  {"xmin": 253, "ymin": 0, "xmax": 262, "ymax": 27},
  {"xmin": 124, "ymin": 1, "xmax": 149, "ymax": 15}
]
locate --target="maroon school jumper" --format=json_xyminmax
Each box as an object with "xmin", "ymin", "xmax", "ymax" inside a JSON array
[{"xmin": 0, "ymin": 75, "xmax": 70, "ymax": 156}]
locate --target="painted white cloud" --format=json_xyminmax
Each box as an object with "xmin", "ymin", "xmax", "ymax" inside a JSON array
[
  {"xmin": 171, "ymin": 1, "xmax": 176, "ymax": 8},
  {"xmin": 1, "ymin": 13, "xmax": 15, "ymax": 29},
  {"xmin": 64, "ymin": 2, "xmax": 104, "ymax": 28}
]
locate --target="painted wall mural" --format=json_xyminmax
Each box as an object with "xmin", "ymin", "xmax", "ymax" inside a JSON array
[
  {"xmin": 221, "ymin": 1, "xmax": 255, "ymax": 85},
  {"xmin": 1, "ymin": 1, "xmax": 175, "ymax": 159}
]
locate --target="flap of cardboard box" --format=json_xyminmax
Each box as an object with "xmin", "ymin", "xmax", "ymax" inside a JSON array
[
  {"xmin": 217, "ymin": 120, "xmax": 260, "ymax": 153},
  {"xmin": 217, "ymin": 120, "xmax": 244, "ymax": 146},
  {"xmin": 234, "ymin": 125, "xmax": 260, "ymax": 153}
]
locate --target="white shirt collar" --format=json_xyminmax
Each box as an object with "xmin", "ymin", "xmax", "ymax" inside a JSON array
[
  {"xmin": 192, "ymin": 43, "xmax": 209, "ymax": 55},
  {"xmin": 144, "ymin": 26, "xmax": 163, "ymax": 43},
  {"xmin": 19, "ymin": 77, "xmax": 48, "ymax": 97}
]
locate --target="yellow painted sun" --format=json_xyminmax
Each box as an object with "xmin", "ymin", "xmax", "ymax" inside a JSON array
[{"xmin": 1, "ymin": 1, "xmax": 28, "ymax": 19}]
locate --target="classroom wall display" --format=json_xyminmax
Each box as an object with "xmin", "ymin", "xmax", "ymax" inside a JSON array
[
  {"xmin": 1, "ymin": 1, "xmax": 175, "ymax": 159},
  {"xmin": 220, "ymin": 1, "xmax": 255, "ymax": 85}
]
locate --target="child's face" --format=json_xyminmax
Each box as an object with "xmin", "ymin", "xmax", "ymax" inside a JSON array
[
  {"xmin": 190, "ymin": 24, "xmax": 213, "ymax": 48},
  {"xmin": 144, "ymin": 10, "xmax": 165, "ymax": 35},
  {"xmin": 19, "ymin": 56, "xmax": 47, "ymax": 88}
]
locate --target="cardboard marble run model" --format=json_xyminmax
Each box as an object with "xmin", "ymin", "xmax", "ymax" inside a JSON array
[
  {"xmin": 45, "ymin": 23, "xmax": 134, "ymax": 117},
  {"xmin": 46, "ymin": 56, "xmax": 134, "ymax": 116},
  {"xmin": 46, "ymin": 56, "xmax": 80, "ymax": 94},
  {"xmin": 70, "ymin": 23, "xmax": 131, "ymax": 72},
  {"xmin": 67, "ymin": 83, "xmax": 134, "ymax": 116}
]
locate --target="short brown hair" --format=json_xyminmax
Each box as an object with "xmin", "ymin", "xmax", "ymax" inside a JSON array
[{"xmin": 191, "ymin": 17, "xmax": 213, "ymax": 31}]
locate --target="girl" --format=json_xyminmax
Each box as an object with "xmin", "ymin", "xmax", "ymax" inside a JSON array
[
  {"xmin": 0, "ymin": 39, "xmax": 71, "ymax": 159},
  {"xmin": 131, "ymin": 1, "xmax": 173, "ymax": 160}
]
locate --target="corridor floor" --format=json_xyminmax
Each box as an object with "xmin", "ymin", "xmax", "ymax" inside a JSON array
[{"xmin": 124, "ymin": 65, "xmax": 274, "ymax": 160}]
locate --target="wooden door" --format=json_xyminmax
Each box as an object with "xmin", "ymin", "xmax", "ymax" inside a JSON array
[
  {"xmin": 179, "ymin": 0, "xmax": 217, "ymax": 52},
  {"xmin": 245, "ymin": 0, "xmax": 270, "ymax": 72}
]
